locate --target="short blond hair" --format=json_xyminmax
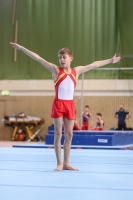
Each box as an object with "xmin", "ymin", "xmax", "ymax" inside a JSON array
[{"xmin": 58, "ymin": 47, "xmax": 73, "ymax": 57}]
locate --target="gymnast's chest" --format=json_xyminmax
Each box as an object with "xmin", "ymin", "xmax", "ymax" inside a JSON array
[{"xmin": 58, "ymin": 75, "xmax": 74, "ymax": 92}]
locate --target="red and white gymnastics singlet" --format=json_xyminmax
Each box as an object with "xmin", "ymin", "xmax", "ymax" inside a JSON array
[{"xmin": 51, "ymin": 67, "xmax": 76, "ymax": 120}]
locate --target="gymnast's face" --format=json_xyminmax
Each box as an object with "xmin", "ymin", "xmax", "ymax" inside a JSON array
[
  {"xmin": 96, "ymin": 115, "xmax": 101, "ymax": 120},
  {"xmin": 58, "ymin": 53, "xmax": 73, "ymax": 68},
  {"xmin": 84, "ymin": 107, "xmax": 89, "ymax": 113}
]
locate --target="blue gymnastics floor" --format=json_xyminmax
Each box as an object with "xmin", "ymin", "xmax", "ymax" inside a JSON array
[{"xmin": 0, "ymin": 147, "xmax": 133, "ymax": 200}]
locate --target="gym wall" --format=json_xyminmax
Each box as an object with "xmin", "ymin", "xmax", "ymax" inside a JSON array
[{"xmin": 0, "ymin": 0, "xmax": 133, "ymax": 79}]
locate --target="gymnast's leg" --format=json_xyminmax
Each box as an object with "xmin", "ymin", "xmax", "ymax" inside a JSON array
[
  {"xmin": 53, "ymin": 117, "xmax": 63, "ymax": 171},
  {"xmin": 63, "ymin": 117, "xmax": 79, "ymax": 170}
]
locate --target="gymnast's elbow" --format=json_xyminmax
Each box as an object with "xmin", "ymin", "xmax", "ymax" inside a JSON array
[{"xmin": 36, "ymin": 55, "xmax": 42, "ymax": 62}]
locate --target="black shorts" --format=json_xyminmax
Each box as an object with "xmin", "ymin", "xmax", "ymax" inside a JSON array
[{"xmin": 117, "ymin": 123, "xmax": 127, "ymax": 130}]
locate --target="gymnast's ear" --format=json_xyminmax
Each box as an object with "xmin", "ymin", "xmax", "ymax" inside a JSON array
[{"xmin": 70, "ymin": 56, "xmax": 73, "ymax": 62}]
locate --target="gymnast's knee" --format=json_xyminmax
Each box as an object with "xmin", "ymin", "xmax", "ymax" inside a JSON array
[
  {"xmin": 54, "ymin": 128, "xmax": 62, "ymax": 140},
  {"xmin": 65, "ymin": 131, "xmax": 73, "ymax": 140}
]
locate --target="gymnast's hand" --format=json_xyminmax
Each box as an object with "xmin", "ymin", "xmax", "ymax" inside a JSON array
[
  {"xmin": 10, "ymin": 42, "xmax": 22, "ymax": 50},
  {"xmin": 112, "ymin": 54, "xmax": 121, "ymax": 63}
]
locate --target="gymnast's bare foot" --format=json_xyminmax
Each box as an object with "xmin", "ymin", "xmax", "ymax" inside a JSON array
[
  {"xmin": 55, "ymin": 163, "xmax": 63, "ymax": 171},
  {"xmin": 63, "ymin": 164, "xmax": 79, "ymax": 171}
]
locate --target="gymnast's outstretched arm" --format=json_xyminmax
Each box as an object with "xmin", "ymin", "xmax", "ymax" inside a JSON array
[
  {"xmin": 75, "ymin": 54, "xmax": 121, "ymax": 77},
  {"xmin": 10, "ymin": 42, "xmax": 58, "ymax": 76}
]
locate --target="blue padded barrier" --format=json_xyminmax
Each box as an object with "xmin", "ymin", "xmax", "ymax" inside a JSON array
[
  {"xmin": 45, "ymin": 134, "xmax": 113, "ymax": 146},
  {"xmin": 45, "ymin": 126, "xmax": 133, "ymax": 146}
]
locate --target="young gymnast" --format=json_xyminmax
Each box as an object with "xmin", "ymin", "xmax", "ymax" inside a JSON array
[
  {"xmin": 10, "ymin": 42, "xmax": 121, "ymax": 171},
  {"xmin": 93, "ymin": 113, "xmax": 104, "ymax": 131},
  {"xmin": 82, "ymin": 105, "xmax": 92, "ymax": 130}
]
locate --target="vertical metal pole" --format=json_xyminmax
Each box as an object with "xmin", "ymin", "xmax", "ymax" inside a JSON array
[
  {"xmin": 14, "ymin": 20, "xmax": 18, "ymax": 61},
  {"xmin": 80, "ymin": 73, "xmax": 84, "ymax": 128},
  {"xmin": 12, "ymin": 0, "xmax": 17, "ymax": 26}
]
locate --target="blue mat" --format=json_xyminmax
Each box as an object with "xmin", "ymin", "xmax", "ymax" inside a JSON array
[
  {"xmin": 13, "ymin": 143, "xmax": 133, "ymax": 150},
  {"xmin": 0, "ymin": 147, "xmax": 133, "ymax": 200}
]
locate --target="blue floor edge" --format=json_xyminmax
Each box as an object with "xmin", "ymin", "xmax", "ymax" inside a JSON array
[{"xmin": 12, "ymin": 144, "xmax": 133, "ymax": 150}]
